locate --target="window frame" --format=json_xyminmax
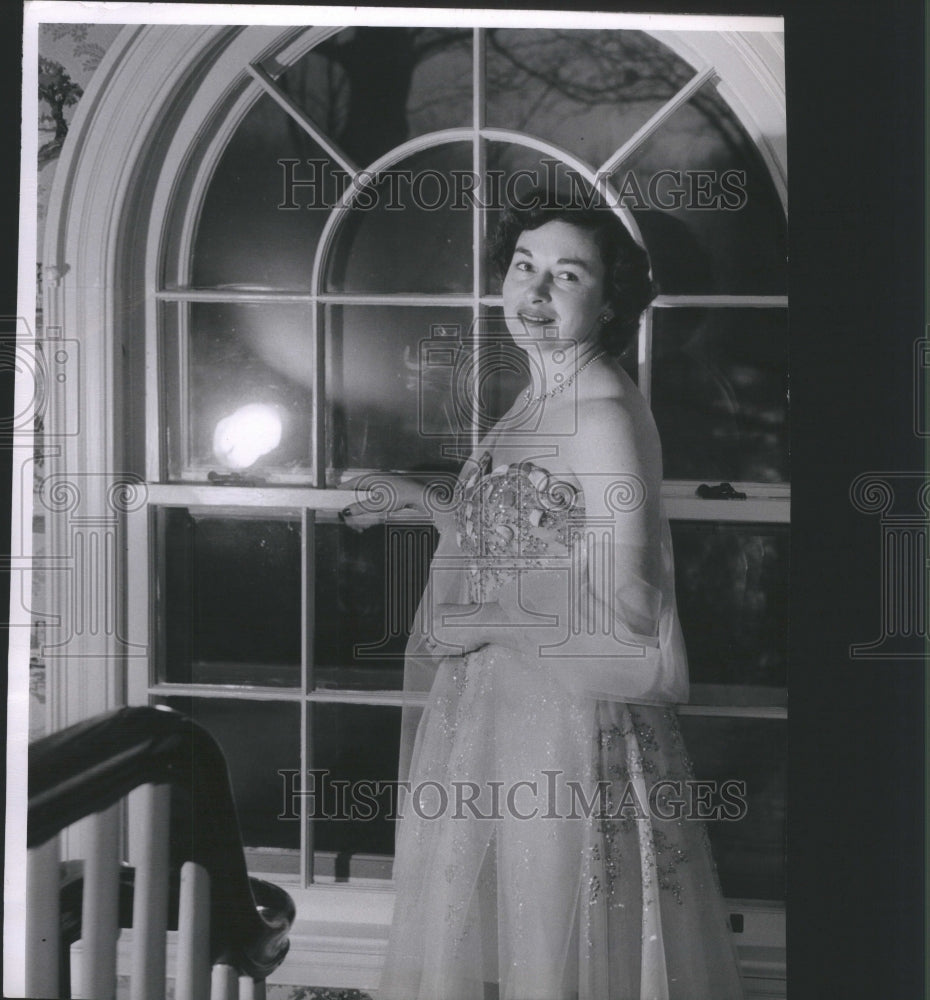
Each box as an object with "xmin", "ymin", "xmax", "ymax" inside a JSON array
[{"xmin": 145, "ymin": 22, "xmax": 789, "ymax": 881}]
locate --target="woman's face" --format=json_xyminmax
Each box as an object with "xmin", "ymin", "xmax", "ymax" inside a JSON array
[{"xmin": 501, "ymin": 219, "xmax": 610, "ymax": 352}]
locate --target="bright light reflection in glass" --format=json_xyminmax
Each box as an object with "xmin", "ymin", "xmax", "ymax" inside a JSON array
[{"xmin": 213, "ymin": 403, "xmax": 283, "ymax": 470}]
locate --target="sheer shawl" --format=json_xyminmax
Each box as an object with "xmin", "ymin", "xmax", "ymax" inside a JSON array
[{"xmin": 397, "ymin": 457, "xmax": 689, "ymax": 790}]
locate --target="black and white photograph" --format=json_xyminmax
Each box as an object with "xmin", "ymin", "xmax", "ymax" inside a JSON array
[{"xmin": 2, "ymin": 2, "xmax": 924, "ymax": 999}]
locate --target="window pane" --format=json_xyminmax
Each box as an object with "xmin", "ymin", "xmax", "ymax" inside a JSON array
[
  {"xmin": 310, "ymin": 703, "xmax": 402, "ymax": 877},
  {"xmin": 486, "ymin": 29, "xmax": 694, "ymax": 167},
  {"xmin": 189, "ymin": 93, "xmax": 346, "ymax": 290},
  {"xmin": 671, "ymin": 521, "xmax": 788, "ymax": 689},
  {"xmin": 678, "ymin": 715, "xmax": 786, "ymax": 901},
  {"xmin": 614, "ymin": 81, "xmax": 787, "ymax": 294},
  {"xmin": 164, "ymin": 302, "xmax": 314, "ymax": 481},
  {"xmin": 326, "ymin": 305, "xmax": 473, "ymax": 476},
  {"xmin": 472, "ymin": 308, "xmax": 532, "ymax": 433},
  {"xmin": 158, "ymin": 509, "xmax": 302, "ymax": 687},
  {"xmin": 314, "ymin": 518, "xmax": 437, "ymax": 690},
  {"xmin": 324, "ymin": 144, "xmax": 473, "ymax": 293},
  {"xmin": 277, "ymin": 27, "xmax": 472, "ymax": 167},
  {"xmin": 161, "ymin": 697, "xmax": 301, "ymax": 852},
  {"xmin": 651, "ymin": 307, "xmax": 789, "ymax": 483}
]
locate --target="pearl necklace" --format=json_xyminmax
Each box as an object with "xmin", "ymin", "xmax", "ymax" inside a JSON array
[{"xmin": 523, "ymin": 351, "xmax": 606, "ymax": 403}]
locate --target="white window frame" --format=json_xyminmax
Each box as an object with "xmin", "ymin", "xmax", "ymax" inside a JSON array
[{"xmin": 40, "ymin": 20, "xmax": 787, "ymax": 991}]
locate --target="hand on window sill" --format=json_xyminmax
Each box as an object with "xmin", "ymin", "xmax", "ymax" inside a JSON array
[{"xmin": 339, "ymin": 473, "xmax": 458, "ymax": 532}]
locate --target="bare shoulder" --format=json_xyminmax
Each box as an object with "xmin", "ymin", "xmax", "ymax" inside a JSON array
[
  {"xmin": 551, "ymin": 396, "xmax": 658, "ymax": 535},
  {"xmin": 579, "ymin": 393, "xmax": 639, "ymax": 431},
  {"xmin": 580, "ymin": 363, "xmax": 651, "ymax": 429},
  {"xmin": 579, "ymin": 389, "xmax": 657, "ymax": 450}
]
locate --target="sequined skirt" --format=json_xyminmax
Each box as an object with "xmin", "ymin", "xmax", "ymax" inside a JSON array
[{"xmin": 377, "ymin": 644, "xmax": 745, "ymax": 1000}]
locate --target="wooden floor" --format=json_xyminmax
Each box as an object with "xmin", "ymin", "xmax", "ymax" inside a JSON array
[{"xmin": 115, "ymin": 980, "xmax": 373, "ymax": 1000}]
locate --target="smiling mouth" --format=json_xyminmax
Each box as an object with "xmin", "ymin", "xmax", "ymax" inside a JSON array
[{"xmin": 517, "ymin": 311, "xmax": 557, "ymax": 326}]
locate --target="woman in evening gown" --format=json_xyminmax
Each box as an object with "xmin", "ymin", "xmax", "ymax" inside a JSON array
[{"xmin": 344, "ymin": 191, "xmax": 745, "ymax": 1000}]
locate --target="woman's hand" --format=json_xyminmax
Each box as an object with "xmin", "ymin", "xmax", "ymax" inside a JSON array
[
  {"xmin": 428, "ymin": 601, "xmax": 510, "ymax": 654},
  {"xmin": 339, "ymin": 473, "xmax": 459, "ymax": 532},
  {"xmin": 340, "ymin": 474, "xmax": 428, "ymax": 519}
]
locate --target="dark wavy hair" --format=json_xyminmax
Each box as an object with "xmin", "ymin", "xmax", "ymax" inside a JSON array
[{"xmin": 488, "ymin": 188, "xmax": 655, "ymax": 356}]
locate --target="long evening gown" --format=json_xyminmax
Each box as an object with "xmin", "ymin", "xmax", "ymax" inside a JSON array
[{"xmin": 376, "ymin": 442, "xmax": 745, "ymax": 1000}]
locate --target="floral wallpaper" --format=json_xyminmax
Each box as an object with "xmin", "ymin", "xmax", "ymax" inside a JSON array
[
  {"xmin": 37, "ymin": 23, "xmax": 123, "ymax": 250},
  {"xmin": 30, "ymin": 23, "xmax": 123, "ymax": 741}
]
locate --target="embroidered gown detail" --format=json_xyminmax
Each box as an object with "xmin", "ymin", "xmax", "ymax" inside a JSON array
[{"xmin": 377, "ymin": 453, "xmax": 745, "ymax": 1000}]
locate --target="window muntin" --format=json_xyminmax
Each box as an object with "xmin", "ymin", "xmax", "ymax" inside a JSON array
[
  {"xmin": 276, "ymin": 27, "xmax": 473, "ymax": 167},
  {"xmin": 189, "ymin": 92, "xmax": 345, "ymax": 292},
  {"xmin": 618, "ymin": 80, "xmax": 788, "ymax": 296},
  {"xmin": 325, "ymin": 145, "xmax": 475, "ymax": 294},
  {"xmin": 485, "ymin": 29, "xmax": 695, "ymax": 166},
  {"xmin": 149, "ymin": 26, "xmax": 788, "ymax": 900}
]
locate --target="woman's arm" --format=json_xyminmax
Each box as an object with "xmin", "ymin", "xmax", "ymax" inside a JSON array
[
  {"xmin": 563, "ymin": 396, "xmax": 665, "ymax": 631},
  {"xmin": 339, "ymin": 473, "xmax": 459, "ymax": 534},
  {"xmin": 427, "ymin": 600, "xmax": 519, "ymax": 654}
]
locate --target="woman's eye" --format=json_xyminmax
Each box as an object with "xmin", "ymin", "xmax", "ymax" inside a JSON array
[
  {"xmin": 513, "ymin": 260, "xmax": 533, "ymax": 272},
  {"xmin": 558, "ymin": 271, "xmax": 579, "ymax": 282}
]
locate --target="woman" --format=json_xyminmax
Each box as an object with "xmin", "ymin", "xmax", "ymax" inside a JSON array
[{"xmin": 344, "ymin": 191, "xmax": 745, "ymax": 999}]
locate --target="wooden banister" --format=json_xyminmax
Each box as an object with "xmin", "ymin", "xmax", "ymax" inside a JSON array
[{"xmin": 27, "ymin": 705, "xmax": 296, "ymax": 996}]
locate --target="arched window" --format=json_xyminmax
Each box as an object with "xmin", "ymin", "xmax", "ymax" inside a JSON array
[{"xmin": 41, "ymin": 18, "xmax": 786, "ymax": 985}]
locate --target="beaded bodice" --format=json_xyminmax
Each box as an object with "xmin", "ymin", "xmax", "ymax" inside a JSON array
[{"xmin": 453, "ymin": 451, "xmax": 584, "ymax": 602}]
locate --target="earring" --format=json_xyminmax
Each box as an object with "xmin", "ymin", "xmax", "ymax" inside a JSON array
[{"xmin": 599, "ymin": 310, "xmax": 614, "ymax": 323}]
